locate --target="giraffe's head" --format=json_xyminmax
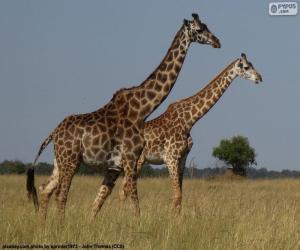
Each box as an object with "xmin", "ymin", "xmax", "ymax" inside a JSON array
[
  {"xmin": 183, "ymin": 13, "xmax": 221, "ymax": 48},
  {"xmin": 234, "ymin": 53, "xmax": 262, "ymax": 84}
]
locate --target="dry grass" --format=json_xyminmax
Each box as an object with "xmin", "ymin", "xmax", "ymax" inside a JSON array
[{"xmin": 0, "ymin": 175, "xmax": 299, "ymax": 249}]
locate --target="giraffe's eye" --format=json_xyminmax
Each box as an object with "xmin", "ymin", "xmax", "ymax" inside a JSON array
[{"xmin": 244, "ymin": 66, "xmax": 250, "ymax": 70}]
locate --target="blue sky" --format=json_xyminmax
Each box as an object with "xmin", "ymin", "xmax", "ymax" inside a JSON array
[{"xmin": 0, "ymin": 1, "xmax": 299, "ymax": 170}]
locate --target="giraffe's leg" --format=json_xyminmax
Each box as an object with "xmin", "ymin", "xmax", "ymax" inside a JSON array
[
  {"xmin": 38, "ymin": 159, "xmax": 59, "ymax": 220},
  {"xmin": 54, "ymin": 181, "xmax": 62, "ymax": 208},
  {"xmin": 122, "ymin": 156, "xmax": 140, "ymax": 217},
  {"xmin": 173, "ymin": 139, "xmax": 193, "ymax": 212},
  {"xmin": 119, "ymin": 176, "xmax": 128, "ymax": 202},
  {"xmin": 179, "ymin": 136, "xmax": 193, "ymax": 190},
  {"xmin": 119, "ymin": 152, "xmax": 145, "ymax": 202},
  {"xmin": 56, "ymin": 162, "xmax": 78, "ymax": 221},
  {"xmin": 179, "ymin": 155, "xmax": 187, "ymax": 193},
  {"xmin": 91, "ymin": 168, "xmax": 121, "ymax": 219},
  {"xmin": 166, "ymin": 157, "xmax": 182, "ymax": 212},
  {"xmin": 136, "ymin": 152, "xmax": 145, "ymax": 174}
]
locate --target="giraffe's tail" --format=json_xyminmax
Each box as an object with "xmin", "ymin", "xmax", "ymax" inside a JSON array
[
  {"xmin": 26, "ymin": 167, "xmax": 39, "ymax": 211},
  {"xmin": 27, "ymin": 132, "xmax": 54, "ymax": 212}
]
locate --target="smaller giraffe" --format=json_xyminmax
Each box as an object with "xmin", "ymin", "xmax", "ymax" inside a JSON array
[{"xmin": 120, "ymin": 53, "xmax": 262, "ymax": 211}]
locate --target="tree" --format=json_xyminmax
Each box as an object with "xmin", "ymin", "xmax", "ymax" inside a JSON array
[{"xmin": 212, "ymin": 135, "xmax": 256, "ymax": 176}]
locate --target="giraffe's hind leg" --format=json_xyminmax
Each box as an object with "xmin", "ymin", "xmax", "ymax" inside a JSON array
[
  {"xmin": 92, "ymin": 154, "xmax": 140, "ymax": 218},
  {"xmin": 54, "ymin": 181, "xmax": 61, "ymax": 204},
  {"xmin": 91, "ymin": 168, "xmax": 121, "ymax": 219},
  {"xmin": 56, "ymin": 161, "xmax": 79, "ymax": 221},
  {"xmin": 91, "ymin": 144, "xmax": 123, "ymax": 219},
  {"xmin": 119, "ymin": 176, "xmax": 128, "ymax": 202},
  {"xmin": 39, "ymin": 158, "xmax": 59, "ymax": 220}
]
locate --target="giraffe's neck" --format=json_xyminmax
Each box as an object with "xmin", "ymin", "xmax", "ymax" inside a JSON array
[
  {"xmin": 110, "ymin": 25, "xmax": 190, "ymax": 121},
  {"xmin": 139, "ymin": 25, "xmax": 191, "ymax": 119},
  {"xmin": 172, "ymin": 59, "xmax": 239, "ymax": 130}
]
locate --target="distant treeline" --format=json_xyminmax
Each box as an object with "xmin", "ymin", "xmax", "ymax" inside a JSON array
[{"xmin": 0, "ymin": 160, "xmax": 299, "ymax": 179}]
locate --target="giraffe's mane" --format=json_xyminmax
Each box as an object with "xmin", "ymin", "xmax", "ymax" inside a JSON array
[
  {"xmin": 109, "ymin": 24, "xmax": 186, "ymax": 102},
  {"xmin": 139, "ymin": 24, "xmax": 185, "ymax": 87}
]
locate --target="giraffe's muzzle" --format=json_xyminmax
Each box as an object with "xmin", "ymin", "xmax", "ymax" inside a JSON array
[
  {"xmin": 255, "ymin": 73, "xmax": 263, "ymax": 84},
  {"xmin": 211, "ymin": 37, "xmax": 221, "ymax": 48}
]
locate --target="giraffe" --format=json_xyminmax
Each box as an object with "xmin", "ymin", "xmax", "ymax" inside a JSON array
[
  {"xmin": 120, "ymin": 53, "xmax": 262, "ymax": 211},
  {"xmin": 26, "ymin": 13, "xmax": 221, "ymax": 220}
]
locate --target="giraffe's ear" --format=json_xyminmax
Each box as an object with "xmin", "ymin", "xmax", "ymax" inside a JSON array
[{"xmin": 183, "ymin": 19, "xmax": 189, "ymax": 25}]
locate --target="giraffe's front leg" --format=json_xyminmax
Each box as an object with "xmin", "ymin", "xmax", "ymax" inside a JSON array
[
  {"xmin": 179, "ymin": 136, "xmax": 192, "ymax": 190},
  {"xmin": 122, "ymin": 156, "xmax": 140, "ymax": 217},
  {"xmin": 179, "ymin": 154, "xmax": 188, "ymax": 193},
  {"xmin": 119, "ymin": 151, "xmax": 145, "ymax": 202},
  {"xmin": 165, "ymin": 157, "xmax": 183, "ymax": 213}
]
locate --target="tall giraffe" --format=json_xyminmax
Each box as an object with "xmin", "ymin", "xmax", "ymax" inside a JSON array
[
  {"xmin": 26, "ymin": 13, "xmax": 221, "ymax": 220},
  {"xmin": 120, "ymin": 53, "xmax": 262, "ymax": 211}
]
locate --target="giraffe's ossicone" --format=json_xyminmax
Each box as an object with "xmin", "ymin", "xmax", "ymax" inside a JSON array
[{"xmin": 26, "ymin": 13, "xmax": 221, "ymax": 220}]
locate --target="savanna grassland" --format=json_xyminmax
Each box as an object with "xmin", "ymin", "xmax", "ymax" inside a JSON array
[{"xmin": 0, "ymin": 175, "xmax": 299, "ymax": 250}]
